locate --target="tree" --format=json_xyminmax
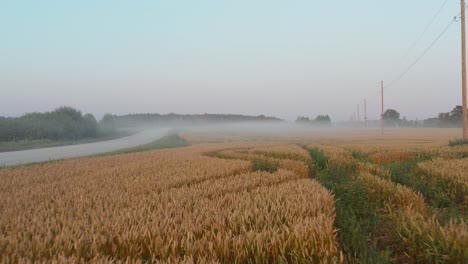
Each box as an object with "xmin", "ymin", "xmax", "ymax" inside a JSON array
[
  {"xmin": 383, "ymin": 109, "xmax": 400, "ymax": 126},
  {"xmin": 435, "ymin": 106, "xmax": 468, "ymax": 127},
  {"xmin": 450, "ymin": 105, "xmax": 463, "ymax": 122},
  {"xmin": 383, "ymin": 109, "xmax": 400, "ymax": 121},
  {"xmin": 84, "ymin": 113, "xmax": 97, "ymax": 123},
  {"xmin": 83, "ymin": 114, "xmax": 98, "ymax": 137}
]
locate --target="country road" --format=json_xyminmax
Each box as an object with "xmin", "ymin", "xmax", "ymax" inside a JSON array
[{"xmin": 0, "ymin": 128, "xmax": 169, "ymax": 166}]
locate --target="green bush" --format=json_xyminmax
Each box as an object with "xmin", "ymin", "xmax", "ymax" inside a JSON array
[{"xmin": 449, "ymin": 138, "xmax": 468, "ymax": 147}]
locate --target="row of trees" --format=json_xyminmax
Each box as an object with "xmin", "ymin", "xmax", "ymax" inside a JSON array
[
  {"xmin": 423, "ymin": 106, "xmax": 468, "ymax": 127},
  {"xmin": 376, "ymin": 106, "xmax": 467, "ymax": 128},
  {"xmin": 0, "ymin": 107, "xmax": 99, "ymax": 141},
  {"xmin": 0, "ymin": 108, "xmax": 283, "ymax": 142},
  {"xmin": 101, "ymin": 113, "xmax": 282, "ymax": 128},
  {"xmin": 296, "ymin": 115, "xmax": 332, "ymax": 126}
]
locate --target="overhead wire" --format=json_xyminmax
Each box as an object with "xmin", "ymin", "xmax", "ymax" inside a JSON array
[
  {"xmin": 401, "ymin": 0, "xmax": 450, "ymax": 60},
  {"xmin": 384, "ymin": 1, "xmax": 468, "ymax": 89},
  {"xmin": 386, "ymin": 16, "xmax": 457, "ymax": 88},
  {"xmin": 365, "ymin": 2, "xmax": 464, "ymax": 121}
]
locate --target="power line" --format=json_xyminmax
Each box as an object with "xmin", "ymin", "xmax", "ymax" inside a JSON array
[
  {"xmin": 401, "ymin": 0, "xmax": 450, "ymax": 60},
  {"xmin": 387, "ymin": 17, "xmax": 456, "ymax": 88}
]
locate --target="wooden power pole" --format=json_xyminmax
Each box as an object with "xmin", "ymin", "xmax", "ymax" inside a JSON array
[
  {"xmin": 381, "ymin": 80, "xmax": 384, "ymax": 135},
  {"xmin": 462, "ymin": 0, "xmax": 468, "ymax": 140},
  {"xmin": 357, "ymin": 104, "xmax": 360, "ymax": 122},
  {"xmin": 364, "ymin": 99, "xmax": 367, "ymax": 128}
]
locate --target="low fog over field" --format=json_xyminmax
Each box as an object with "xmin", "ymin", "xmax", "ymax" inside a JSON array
[{"xmin": 181, "ymin": 123, "xmax": 463, "ymax": 143}]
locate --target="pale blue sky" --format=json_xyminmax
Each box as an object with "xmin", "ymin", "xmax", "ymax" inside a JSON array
[{"xmin": 0, "ymin": 1, "xmax": 463, "ymax": 121}]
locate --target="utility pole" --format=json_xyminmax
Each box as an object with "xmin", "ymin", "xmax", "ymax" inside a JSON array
[
  {"xmin": 462, "ymin": 0, "xmax": 468, "ymax": 139},
  {"xmin": 381, "ymin": 80, "xmax": 384, "ymax": 135},
  {"xmin": 364, "ymin": 99, "xmax": 367, "ymax": 128},
  {"xmin": 357, "ymin": 104, "xmax": 360, "ymax": 122}
]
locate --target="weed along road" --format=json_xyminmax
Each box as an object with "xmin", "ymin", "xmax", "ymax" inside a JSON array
[{"xmin": 0, "ymin": 128, "xmax": 169, "ymax": 166}]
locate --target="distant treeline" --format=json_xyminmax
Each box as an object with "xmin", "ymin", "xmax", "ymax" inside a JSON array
[
  {"xmin": 101, "ymin": 113, "xmax": 282, "ymax": 128},
  {"xmin": 336, "ymin": 106, "xmax": 468, "ymax": 128},
  {"xmin": 295, "ymin": 115, "xmax": 332, "ymax": 126},
  {"xmin": 424, "ymin": 105, "xmax": 468, "ymax": 128},
  {"xmin": 0, "ymin": 108, "xmax": 282, "ymax": 142},
  {"xmin": 0, "ymin": 107, "xmax": 99, "ymax": 141}
]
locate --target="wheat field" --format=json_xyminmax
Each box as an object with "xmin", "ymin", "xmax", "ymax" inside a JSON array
[
  {"xmin": 0, "ymin": 143, "xmax": 339, "ymax": 263},
  {"xmin": 1, "ymin": 128, "xmax": 467, "ymax": 263}
]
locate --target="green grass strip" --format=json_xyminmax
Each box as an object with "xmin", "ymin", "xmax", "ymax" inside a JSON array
[
  {"xmin": 384, "ymin": 159, "xmax": 466, "ymax": 223},
  {"xmin": 305, "ymin": 147, "xmax": 390, "ymax": 263},
  {"xmin": 449, "ymin": 138, "xmax": 468, "ymax": 147},
  {"xmin": 100, "ymin": 133, "xmax": 190, "ymax": 156}
]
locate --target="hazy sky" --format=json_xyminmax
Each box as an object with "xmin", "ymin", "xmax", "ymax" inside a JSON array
[{"xmin": 0, "ymin": 1, "xmax": 464, "ymax": 121}]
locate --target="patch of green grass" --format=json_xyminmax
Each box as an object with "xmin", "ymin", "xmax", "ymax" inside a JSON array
[
  {"xmin": 383, "ymin": 159, "xmax": 419, "ymax": 186},
  {"xmin": 383, "ymin": 158, "xmax": 466, "ymax": 223},
  {"xmin": 251, "ymin": 159, "xmax": 279, "ymax": 173},
  {"xmin": 253, "ymin": 151, "xmax": 308, "ymax": 162},
  {"xmin": 448, "ymin": 138, "xmax": 468, "ymax": 147},
  {"xmin": 455, "ymin": 152, "xmax": 468, "ymax": 158},
  {"xmin": 102, "ymin": 133, "xmax": 190, "ymax": 156},
  {"xmin": 351, "ymin": 150, "xmax": 371, "ymax": 162},
  {"xmin": 307, "ymin": 148, "xmax": 327, "ymax": 171}
]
